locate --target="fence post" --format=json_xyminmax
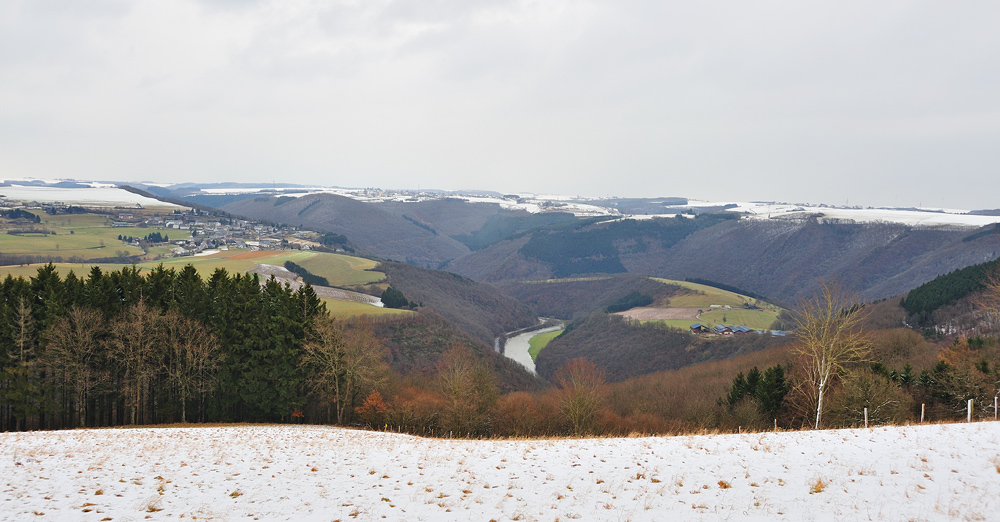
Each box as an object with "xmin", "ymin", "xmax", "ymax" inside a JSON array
[
  {"xmin": 774, "ymin": 419, "xmax": 777, "ymax": 431},
  {"xmin": 864, "ymin": 407, "xmax": 868, "ymax": 429},
  {"xmin": 921, "ymin": 403, "xmax": 925, "ymax": 424},
  {"xmin": 968, "ymin": 399, "xmax": 973, "ymax": 422},
  {"xmin": 995, "ymin": 396, "xmax": 997, "ymax": 420}
]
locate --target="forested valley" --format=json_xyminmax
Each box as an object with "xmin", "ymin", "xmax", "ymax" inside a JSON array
[
  {"xmin": 3, "ymin": 260, "xmax": 1000, "ymax": 438},
  {"xmin": 2, "ymin": 204, "xmax": 1000, "ymax": 438}
]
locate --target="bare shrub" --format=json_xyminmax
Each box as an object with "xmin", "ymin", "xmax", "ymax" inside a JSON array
[
  {"xmin": 826, "ymin": 369, "xmax": 913, "ymax": 427},
  {"xmin": 555, "ymin": 358, "xmax": 606, "ymax": 435}
]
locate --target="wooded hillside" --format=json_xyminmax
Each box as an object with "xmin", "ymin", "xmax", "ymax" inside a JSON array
[
  {"xmin": 378, "ymin": 262, "xmax": 537, "ymax": 346},
  {"xmin": 534, "ymin": 314, "xmax": 787, "ymax": 382},
  {"xmin": 901, "ymin": 257, "xmax": 1000, "ymax": 326},
  {"xmin": 497, "ymin": 275, "xmax": 686, "ymax": 320},
  {"xmin": 210, "ymin": 193, "xmax": 1000, "ymax": 305},
  {"xmin": 222, "ymin": 194, "xmax": 474, "ymax": 267}
]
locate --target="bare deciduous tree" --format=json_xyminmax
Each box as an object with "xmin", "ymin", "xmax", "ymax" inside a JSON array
[
  {"xmin": 301, "ymin": 317, "xmax": 389, "ymax": 424},
  {"xmin": 109, "ymin": 301, "xmax": 162, "ymax": 425},
  {"xmin": 935, "ymin": 338, "xmax": 1000, "ymax": 418},
  {"xmin": 792, "ymin": 282, "xmax": 871, "ymax": 429},
  {"xmin": 437, "ymin": 344, "xmax": 498, "ymax": 437},
  {"xmin": 972, "ymin": 265, "xmax": 1000, "ymax": 333},
  {"xmin": 555, "ymin": 358, "xmax": 606, "ymax": 435},
  {"xmin": 161, "ymin": 311, "xmax": 221, "ymax": 423},
  {"xmin": 42, "ymin": 306, "xmax": 104, "ymax": 427}
]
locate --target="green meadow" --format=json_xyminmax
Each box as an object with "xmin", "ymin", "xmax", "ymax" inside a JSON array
[
  {"xmin": 648, "ymin": 278, "xmax": 782, "ymax": 330},
  {"xmin": 528, "ymin": 329, "xmax": 563, "ymax": 362},
  {"xmin": 323, "ymin": 298, "xmax": 413, "ymax": 319},
  {"xmin": 0, "ymin": 211, "xmax": 188, "ymax": 261}
]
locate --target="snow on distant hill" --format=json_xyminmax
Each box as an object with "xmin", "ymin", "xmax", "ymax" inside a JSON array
[
  {"xmin": 4, "ymin": 177, "xmax": 998, "ymax": 226},
  {"xmin": 729, "ymin": 202, "xmax": 1000, "ymax": 228},
  {"xmin": 2, "ymin": 422, "xmax": 998, "ymax": 521},
  {"xmin": 0, "ymin": 183, "xmax": 183, "ymax": 209},
  {"xmin": 199, "ymin": 185, "xmax": 1000, "ymax": 226}
]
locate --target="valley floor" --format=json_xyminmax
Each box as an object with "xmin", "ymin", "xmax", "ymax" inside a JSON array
[{"xmin": 2, "ymin": 422, "xmax": 998, "ymax": 521}]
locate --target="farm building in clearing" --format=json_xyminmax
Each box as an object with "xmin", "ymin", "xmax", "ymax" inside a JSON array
[
  {"xmin": 690, "ymin": 323, "xmax": 709, "ymax": 333},
  {"xmin": 713, "ymin": 325, "xmax": 733, "ymax": 335}
]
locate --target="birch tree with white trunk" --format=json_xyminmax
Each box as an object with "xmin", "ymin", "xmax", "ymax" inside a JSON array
[{"xmin": 793, "ymin": 282, "xmax": 871, "ymax": 430}]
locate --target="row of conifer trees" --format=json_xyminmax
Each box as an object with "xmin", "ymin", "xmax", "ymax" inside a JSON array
[{"xmin": 0, "ymin": 263, "xmax": 325, "ymax": 431}]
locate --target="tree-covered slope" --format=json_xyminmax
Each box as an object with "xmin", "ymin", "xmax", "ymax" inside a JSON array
[
  {"xmin": 534, "ymin": 314, "xmax": 785, "ymax": 382},
  {"xmin": 497, "ymin": 274, "xmax": 686, "ymax": 320},
  {"xmin": 623, "ymin": 219, "xmax": 1000, "ymax": 304},
  {"xmin": 367, "ymin": 313, "xmax": 544, "ymax": 392},
  {"xmin": 222, "ymin": 194, "xmax": 472, "ymax": 267},
  {"xmin": 378, "ymin": 262, "xmax": 537, "ymax": 346},
  {"xmin": 901, "ymin": 257, "xmax": 1000, "ymax": 326}
]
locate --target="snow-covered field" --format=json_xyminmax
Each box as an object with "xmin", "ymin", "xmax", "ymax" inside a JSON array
[
  {"xmin": 0, "ymin": 185, "xmax": 183, "ymax": 209},
  {"xmin": 5, "ymin": 179, "xmax": 998, "ymax": 227},
  {"xmin": 3, "ymin": 423, "xmax": 998, "ymax": 521},
  {"xmin": 727, "ymin": 202, "xmax": 1000, "ymax": 228}
]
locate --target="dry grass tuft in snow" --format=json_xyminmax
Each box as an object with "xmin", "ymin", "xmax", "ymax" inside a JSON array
[{"xmin": 2, "ymin": 423, "xmax": 1000, "ymax": 521}]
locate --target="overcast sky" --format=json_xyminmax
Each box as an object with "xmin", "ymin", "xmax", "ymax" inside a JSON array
[{"xmin": 2, "ymin": 1, "xmax": 999, "ymax": 208}]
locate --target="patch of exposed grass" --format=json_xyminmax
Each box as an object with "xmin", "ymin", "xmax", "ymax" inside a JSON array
[
  {"xmin": 809, "ymin": 477, "xmax": 828, "ymax": 494},
  {"xmin": 650, "ymin": 278, "xmax": 779, "ymax": 312},
  {"xmin": 323, "ymin": 299, "xmax": 414, "ymax": 320},
  {"xmin": 528, "ymin": 330, "xmax": 562, "ymax": 362}
]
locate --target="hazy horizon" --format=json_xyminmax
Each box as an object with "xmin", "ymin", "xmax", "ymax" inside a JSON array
[{"xmin": 3, "ymin": 1, "xmax": 999, "ymax": 209}]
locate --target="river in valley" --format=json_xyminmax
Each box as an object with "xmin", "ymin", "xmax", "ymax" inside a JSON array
[{"xmin": 502, "ymin": 325, "xmax": 563, "ymax": 375}]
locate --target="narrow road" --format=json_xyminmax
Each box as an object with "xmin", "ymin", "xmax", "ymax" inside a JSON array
[{"xmin": 503, "ymin": 326, "xmax": 563, "ymax": 375}]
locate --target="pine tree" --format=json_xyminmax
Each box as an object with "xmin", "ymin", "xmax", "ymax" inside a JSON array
[{"xmin": 754, "ymin": 365, "xmax": 789, "ymax": 419}]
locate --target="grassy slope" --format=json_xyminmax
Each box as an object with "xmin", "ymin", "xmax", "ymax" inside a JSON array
[
  {"xmin": 0, "ymin": 248, "xmax": 401, "ymax": 319},
  {"xmin": 0, "ymin": 211, "xmax": 189, "ymax": 260},
  {"xmin": 507, "ymin": 275, "xmax": 781, "ymax": 329},
  {"xmin": 528, "ymin": 330, "xmax": 561, "ymax": 362},
  {"xmin": 322, "ymin": 299, "xmax": 412, "ymax": 318},
  {"xmin": 650, "ymin": 278, "xmax": 781, "ymax": 329},
  {"xmin": 0, "ymin": 249, "xmax": 384, "ymax": 285}
]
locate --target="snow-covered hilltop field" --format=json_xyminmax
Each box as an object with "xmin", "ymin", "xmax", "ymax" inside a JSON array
[
  {"xmin": 2, "ymin": 423, "xmax": 998, "ymax": 521},
  {"xmin": 4, "ymin": 178, "xmax": 1000, "ymax": 227}
]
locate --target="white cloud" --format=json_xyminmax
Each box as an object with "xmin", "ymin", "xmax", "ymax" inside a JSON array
[{"xmin": 2, "ymin": 0, "xmax": 999, "ymax": 208}]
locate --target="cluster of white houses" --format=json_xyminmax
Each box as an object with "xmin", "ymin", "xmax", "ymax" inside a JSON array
[
  {"xmin": 142, "ymin": 215, "xmax": 320, "ymax": 256},
  {"xmin": 103, "ymin": 209, "xmax": 325, "ymax": 258}
]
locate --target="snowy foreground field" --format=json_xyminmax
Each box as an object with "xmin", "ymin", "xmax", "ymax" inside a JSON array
[{"xmin": 3, "ymin": 423, "xmax": 999, "ymax": 521}]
